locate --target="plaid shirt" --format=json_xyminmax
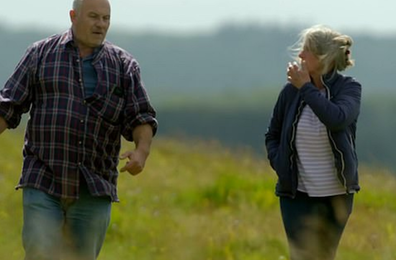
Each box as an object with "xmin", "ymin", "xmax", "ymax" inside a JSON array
[{"xmin": 0, "ymin": 29, "xmax": 157, "ymax": 202}]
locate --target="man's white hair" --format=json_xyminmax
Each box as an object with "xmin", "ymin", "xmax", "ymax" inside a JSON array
[{"xmin": 72, "ymin": 0, "xmax": 83, "ymax": 12}]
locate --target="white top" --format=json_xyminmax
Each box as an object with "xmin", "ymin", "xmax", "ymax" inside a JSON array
[{"xmin": 296, "ymin": 94, "xmax": 346, "ymax": 197}]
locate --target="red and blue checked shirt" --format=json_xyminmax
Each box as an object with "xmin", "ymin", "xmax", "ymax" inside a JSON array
[{"xmin": 0, "ymin": 29, "xmax": 157, "ymax": 202}]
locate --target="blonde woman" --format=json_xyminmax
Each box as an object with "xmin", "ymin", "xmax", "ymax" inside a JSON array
[{"xmin": 265, "ymin": 25, "xmax": 361, "ymax": 260}]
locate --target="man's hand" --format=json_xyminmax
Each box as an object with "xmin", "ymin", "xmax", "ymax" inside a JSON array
[
  {"xmin": 119, "ymin": 124, "xmax": 153, "ymax": 176},
  {"xmin": 287, "ymin": 60, "xmax": 311, "ymax": 89},
  {"xmin": 119, "ymin": 149, "xmax": 148, "ymax": 176}
]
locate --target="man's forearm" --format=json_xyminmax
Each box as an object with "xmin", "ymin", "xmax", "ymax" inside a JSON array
[
  {"xmin": 132, "ymin": 124, "xmax": 153, "ymax": 154},
  {"xmin": 0, "ymin": 116, "xmax": 8, "ymax": 135}
]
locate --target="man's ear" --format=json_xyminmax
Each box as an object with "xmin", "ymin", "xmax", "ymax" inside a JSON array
[{"xmin": 70, "ymin": 10, "xmax": 76, "ymax": 23}]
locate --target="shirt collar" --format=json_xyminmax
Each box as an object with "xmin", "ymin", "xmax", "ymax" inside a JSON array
[
  {"xmin": 59, "ymin": 29, "xmax": 75, "ymax": 48},
  {"xmin": 60, "ymin": 29, "xmax": 105, "ymax": 58}
]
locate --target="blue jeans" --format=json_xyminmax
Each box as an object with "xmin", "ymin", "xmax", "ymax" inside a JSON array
[
  {"xmin": 22, "ymin": 181, "xmax": 112, "ymax": 260},
  {"xmin": 280, "ymin": 191, "xmax": 354, "ymax": 260}
]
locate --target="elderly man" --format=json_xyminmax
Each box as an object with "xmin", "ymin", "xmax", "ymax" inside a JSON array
[{"xmin": 0, "ymin": 0, "xmax": 157, "ymax": 259}]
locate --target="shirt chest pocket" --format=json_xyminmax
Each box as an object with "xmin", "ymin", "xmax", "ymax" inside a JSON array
[{"xmin": 89, "ymin": 89, "xmax": 126, "ymax": 125}]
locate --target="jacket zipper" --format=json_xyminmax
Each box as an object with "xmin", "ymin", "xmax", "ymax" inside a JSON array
[
  {"xmin": 322, "ymin": 78, "xmax": 347, "ymax": 189},
  {"xmin": 289, "ymin": 99, "xmax": 305, "ymax": 195}
]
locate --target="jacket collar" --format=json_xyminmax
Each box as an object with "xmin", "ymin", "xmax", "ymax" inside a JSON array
[{"xmin": 321, "ymin": 69, "xmax": 340, "ymax": 86}]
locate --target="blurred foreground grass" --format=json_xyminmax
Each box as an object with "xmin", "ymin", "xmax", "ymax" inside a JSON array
[{"xmin": 0, "ymin": 131, "xmax": 395, "ymax": 260}]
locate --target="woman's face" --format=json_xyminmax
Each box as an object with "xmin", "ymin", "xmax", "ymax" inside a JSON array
[{"xmin": 298, "ymin": 46, "xmax": 322, "ymax": 75}]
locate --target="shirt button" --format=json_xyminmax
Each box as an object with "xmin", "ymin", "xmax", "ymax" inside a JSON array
[
  {"xmin": 78, "ymin": 141, "xmax": 82, "ymax": 145},
  {"xmin": 78, "ymin": 162, "xmax": 82, "ymax": 166},
  {"xmin": 80, "ymin": 119, "xmax": 84, "ymax": 123}
]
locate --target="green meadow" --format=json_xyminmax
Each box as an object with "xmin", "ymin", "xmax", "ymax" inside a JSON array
[{"xmin": 0, "ymin": 131, "xmax": 395, "ymax": 260}]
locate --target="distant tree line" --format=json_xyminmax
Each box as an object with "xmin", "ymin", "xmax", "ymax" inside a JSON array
[{"xmin": 1, "ymin": 24, "xmax": 395, "ymax": 170}]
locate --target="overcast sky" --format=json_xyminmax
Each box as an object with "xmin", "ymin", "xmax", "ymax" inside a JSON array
[{"xmin": 1, "ymin": 0, "xmax": 395, "ymax": 36}]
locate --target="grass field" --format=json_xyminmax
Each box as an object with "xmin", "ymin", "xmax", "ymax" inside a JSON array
[{"xmin": 0, "ymin": 131, "xmax": 395, "ymax": 260}]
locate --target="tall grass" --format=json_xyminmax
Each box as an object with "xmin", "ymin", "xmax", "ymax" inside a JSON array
[{"xmin": 0, "ymin": 132, "xmax": 395, "ymax": 259}]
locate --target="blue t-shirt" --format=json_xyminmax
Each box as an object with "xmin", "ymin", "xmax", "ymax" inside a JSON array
[{"xmin": 82, "ymin": 54, "xmax": 97, "ymax": 97}]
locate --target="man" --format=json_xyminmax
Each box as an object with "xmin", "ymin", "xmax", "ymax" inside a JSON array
[{"xmin": 0, "ymin": 0, "xmax": 157, "ymax": 259}]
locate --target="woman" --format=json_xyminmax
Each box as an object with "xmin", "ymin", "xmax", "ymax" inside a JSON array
[{"xmin": 265, "ymin": 25, "xmax": 361, "ymax": 260}]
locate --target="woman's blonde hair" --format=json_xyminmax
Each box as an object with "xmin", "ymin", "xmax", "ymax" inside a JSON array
[{"xmin": 290, "ymin": 25, "xmax": 354, "ymax": 74}]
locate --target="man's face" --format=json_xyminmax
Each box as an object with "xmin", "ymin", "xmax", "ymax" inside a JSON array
[{"xmin": 70, "ymin": 0, "xmax": 111, "ymax": 54}]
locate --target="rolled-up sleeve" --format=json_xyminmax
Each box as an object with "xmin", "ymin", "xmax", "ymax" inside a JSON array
[
  {"xmin": 0, "ymin": 45, "xmax": 36, "ymax": 129},
  {"xmin": 121, "ymin": 60, "xmax": 158, "ymax": 141}
]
